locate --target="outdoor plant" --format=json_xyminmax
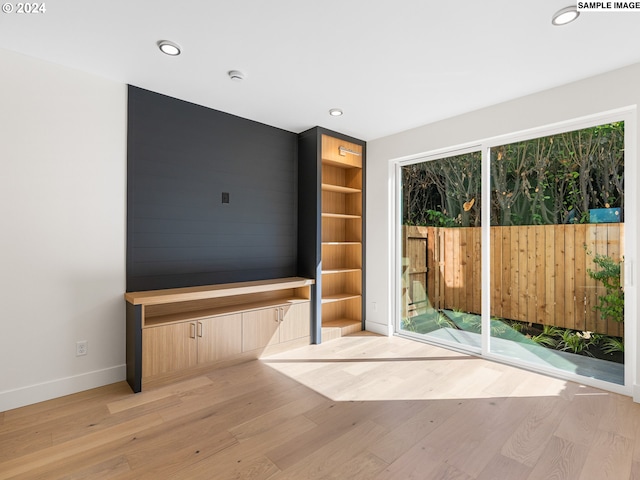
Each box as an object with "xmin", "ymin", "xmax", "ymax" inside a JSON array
[
  {"xmin": 530, "ymin": 325, "xmax": 562, "ymax": 348},
  {"xmin": 600, "ymin": 336, "xmax": 624, "ymax": 354},
  {"xmin": 531, "ymin": 332, "xmax": 559, "ymax": 348},
  {"xmin": 436, "ymin": 314, "xmax": 456, "ymax": 329},
  {"xmin": 558, "ymin": 329, "xmax": 592, "ymax": 356},
  {"xmin": 401, "ymin": 317, "xmax": 417, "ymax": 333},
  {"xmin": 587, "ymin": 252, "xmax": 624, "ymax": 324}
]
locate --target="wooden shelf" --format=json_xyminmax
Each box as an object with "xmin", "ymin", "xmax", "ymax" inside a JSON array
[
  {"xmin": 321, "ymin": 183, "xmax": 361, "ymax": 194},
  {"xmin": 322, "ymin": 241, "xmax": 361, "ymax": 246},
  {"xmin": 125, "ymin": 277, "xmax": 314, "ymax": 306},
  {"xmin": 321, "ymin": 293, "xmax": 361, "ymax": 304},
  {"xmin": 322, "ymin": 268, "xmax": 361, "ymax": 275},
  {"xmin": 321, "ymin": 213, "xmax": 361, "ymax": 219},
  {"xmin": 144, "ymin": 297, "xmax": 310, "ymax": 328}
]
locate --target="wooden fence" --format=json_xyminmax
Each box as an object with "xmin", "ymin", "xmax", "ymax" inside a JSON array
[{"xmin": 403, "ymin": 224, "xmax": 624, "ymax": 336}]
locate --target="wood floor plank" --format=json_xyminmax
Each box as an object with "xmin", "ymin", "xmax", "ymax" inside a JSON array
[
  {"xmin": 48, "ymin": 454, "xmax": 132, "ymax": 480},
  {"xmin": 418, "ymin": 396, "xmax": 529, "ymax": 477},
  {"xmin": 266, "ymin": 420, "xmax": 388, "ymax": 479},
  {"xmin": 106, "ymin": 375, "xmax": 213, "ymax": 414},
  {"xmin": 1, "ymin": 382, "xmax": 131, "ymax": 434},
  {"xmin": 368, "ymin": 399, "xmax": 462, "ymax": 464},
  {"xmin": 554, "ymin": 389, "xmax": 608, "ymax": 446},
  {"xmin": 162, "ymin": 416, "xmax": 316, "ymax": 480},
  {"xmin": 476, "ymin": 453, "xmax": 533, "ymax": 480},
  {"xmin": 527, "ymin": 436, "xmax": 589, "ymax": 480},
  {"xmin": 374, "ymin": 444, "xmax": 472, "ymax": 480},
  {"xmin": 228, "ymin": 388, "xmax": 327, "ymax": 441},
  {"xmin": 598, "ymin": 392, "xmax": 640, "ymax": 440},
  {"xmin": 0, "ymin": 425, "xmax": 52, "ymax": 463},
  {"xmin": 579, "ymin": 430, "xmax": 634, "ymax": 480},
  {"xmin": 308, "ymin": 450, "xmax": 388, "ymax": 480},
  {"xmin": 501, "ymin": 396, "xmax": 572, "ymax": 467},
  {"xmin": 267, "ymin": 401, "xmax": 385, "ymax": 471}
]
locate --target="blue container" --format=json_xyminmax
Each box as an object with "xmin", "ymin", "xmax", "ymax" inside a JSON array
[{"xmin": 589, "ymin": 208, "xmax": 621, "ymax": 223}]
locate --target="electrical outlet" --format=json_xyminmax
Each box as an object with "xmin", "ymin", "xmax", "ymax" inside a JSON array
[{"xmin": 76, "ymin": 340, "xmax": 88, "ymax": 356}]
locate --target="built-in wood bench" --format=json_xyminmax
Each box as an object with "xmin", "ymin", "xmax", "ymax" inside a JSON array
[{"xmin": 125, "ymin": 277, "xmax": 314, "ymax": 392}]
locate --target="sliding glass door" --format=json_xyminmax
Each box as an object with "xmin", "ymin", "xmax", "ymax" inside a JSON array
[{"xmin": 396, "ymin": 117, "xmax": 630, "ymax": 391}]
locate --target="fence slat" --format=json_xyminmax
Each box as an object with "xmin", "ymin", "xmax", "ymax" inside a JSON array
[
  {"xmin": 585, "ymin": 225, "xmax": 598, "ymax": 333},
  {"xmin": 527, "ymin": 225, "xmax": 538, "ymax": 324},
  {"xmin": 502, "ymin": 227, "xmax": 512, "ymax": 320},
  {"xmin": 544, "ymin": 225, "xmax": 556, "ymax": 326},
  {"xmin": 535, "ymin": 226, "xmax": 546, "ymax": 325},
  {"xmin": 554, "ymin": 225, "xmax": 566, "ymax": 328},
  {"xmin": 518, "ymin": 226, "xmax": 528, "ymax": 322},
  {"xmin": 473, "ymin": 227, "xmax": 482, "ymax": 314},
  {"xmin": 574, "ymin": 224, "xmax": 587, "ymax": 332},
  {"xmin": 492, "ymin": 227, "xmax": 502, "ymax": 318},
  {"xmin": 564, "ymin": 225, "xmax": 576, "ymax": 330}
]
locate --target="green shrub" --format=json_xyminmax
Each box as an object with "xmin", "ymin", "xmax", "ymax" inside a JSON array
[{"xmin": 587, "ymin": 253, "xmax": 624, "ymax": 323}]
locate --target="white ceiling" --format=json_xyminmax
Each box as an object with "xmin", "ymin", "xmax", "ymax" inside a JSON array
[{"xmin": 1, "ymin": 1, "xmax": 640, "ymax": 141}]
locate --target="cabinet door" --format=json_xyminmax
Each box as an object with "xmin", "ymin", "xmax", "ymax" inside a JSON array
[
  {"xmin": 242, "ymin": 308, "xmax": 280, "ymax": 352},
  {"xmin": 279, "ymin": 302, "xmax": 311, "ymax": 343},
  {"xmin": 197, "ymin": 314, "xmax": 242, "ymax": 364},
  {"xmin": 142, "ymin": 323, "xmax": 197, "ymax": 378}
]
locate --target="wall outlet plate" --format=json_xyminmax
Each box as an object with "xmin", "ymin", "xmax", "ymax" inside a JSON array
[{"xmin": 76, "ymin": 340, "xmax": 88, "ymax": 356}]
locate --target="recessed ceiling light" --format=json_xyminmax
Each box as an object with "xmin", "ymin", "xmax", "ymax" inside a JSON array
[
  {"xmin": 329, "ymin": 108, "xmax": 343, "ymax": 117},
  {"xmin": 552, "ymin": 6, "xmax": 580, "ymax": 26},
  {"xmin": 157, "ymin": 40, "xmax": 181, "ymax": 56}
]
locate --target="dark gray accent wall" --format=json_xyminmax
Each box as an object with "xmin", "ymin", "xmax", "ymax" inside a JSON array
[{"xmin": 127, "ymin": 86, "xmax": 298, "ymax": 292}]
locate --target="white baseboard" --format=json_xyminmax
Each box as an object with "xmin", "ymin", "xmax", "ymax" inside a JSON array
[
  {"xmin": 365, "ymin": 321, "xmax": 392, "ymax": 336},
  {"xmin": 0, "ymin": 365, "xmax": 126, "ymax": 412},
  {"xmin": 633, "ymin": 384, "xmax": 640, "ymax": 404}
]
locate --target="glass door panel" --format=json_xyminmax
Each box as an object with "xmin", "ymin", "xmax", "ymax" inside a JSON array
[
  {"xmin": 488, "ymin": 122, "xmax": 625, "ymax": 385},
  {"xmin": 400, "ymin": 151, "xmax": 482, "ymax": 350}
]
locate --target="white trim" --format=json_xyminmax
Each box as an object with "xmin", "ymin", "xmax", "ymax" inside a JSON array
[
  {"xmin": 633, "ymin": 384, "xmax": 640, "ymax": 403},
  {"xmin": 0, "ymin": 365, "xmax": 126, "ymax": 412},
  {"xmin": 366, "ymin": 322, "xmax": 393, "ymax": 336},
  {"xmin": 393, "ymin": 142, "xmax": 483, "ymax": 168},
  {"xmin": 623, "ymin": 108, "xmax": 637, "ymax": 392},
  {"xmin": 390, "ymin": 106, "xmax": 637, "ymax": 397}
]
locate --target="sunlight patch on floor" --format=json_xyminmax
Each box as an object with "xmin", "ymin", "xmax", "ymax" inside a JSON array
[{"xmin": 261, "ymin": 335, "xmax": 589, "ymax": 402}]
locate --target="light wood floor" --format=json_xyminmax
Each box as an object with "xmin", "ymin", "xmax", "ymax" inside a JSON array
[{"xmin": 2, "ymin": 334, "xmax": 640, "ymax": 479}]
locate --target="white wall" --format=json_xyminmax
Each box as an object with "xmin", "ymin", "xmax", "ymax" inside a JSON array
[
  {"xmin": 366, "ymin": 62, "xmax": 640, "ymax": 394},
  {"xmin": 0, "ymin": 48, "xmax": 127, "ymax": 411}
]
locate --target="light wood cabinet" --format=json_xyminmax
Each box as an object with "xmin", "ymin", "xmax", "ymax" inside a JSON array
[
  {"xmin": 242, "ymin": 307, "xmax": 280, "ymax": 352},
  {"xmin": 299, "ymin": 128, "xmax": 365, "ymax": 343},
  {"xmin": 142, "ymin": 322, "xmax": 197, "ymax": 378},
  {"xmin": 125, "ymin": 277, "xmax": 313, "ymax": 392},
  {"xmin": 242, "ymin": 303, "xmax": 311, "ymax": 352},
  {"xmin": 197, "ymin": 314, "xmax": 243, "ymax": 363},
  {"xmin": 141, "ymin": 313, "xmax": 242, "ymax": 378}
]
